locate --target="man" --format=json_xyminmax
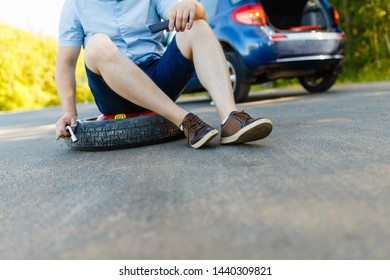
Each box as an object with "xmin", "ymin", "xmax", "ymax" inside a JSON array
[{"xmin": 55, "ymin": 0, "xmax": 272, "ymax": 149}]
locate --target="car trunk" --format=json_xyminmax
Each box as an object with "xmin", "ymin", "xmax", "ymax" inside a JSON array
[
  {"xmin": 259, "ymin": 0, "xmax": 329, "ymax": 31},
  {"xmin": 255, "ymin": 0, "xmax": 343, "ymax": 62}
]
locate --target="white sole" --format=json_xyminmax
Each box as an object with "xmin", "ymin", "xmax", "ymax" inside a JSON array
[
  {"xmin": 191, "ymin": 129, "xmax": 219, "ymax": 149},
  {"xmin": 220, "ymin": 118, "xmax": 273, "ymax": 144}
]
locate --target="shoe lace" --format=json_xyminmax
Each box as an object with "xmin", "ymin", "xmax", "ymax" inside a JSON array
[
  {"xmin": 182, "ymin": 116, "xmax": 207, "ymax": 146},
  {"xmin": 233, "ymin": 111, "xmax": 252, "ymax": 122}
]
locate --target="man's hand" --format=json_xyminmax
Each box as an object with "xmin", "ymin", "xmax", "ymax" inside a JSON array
[
  {"xmin": 56, "ymin": 112, "xmax": 77, "ymax": 139},
  {"xmin": 168, "ymin": 0, "xmax": 206, "ymax": 32}
]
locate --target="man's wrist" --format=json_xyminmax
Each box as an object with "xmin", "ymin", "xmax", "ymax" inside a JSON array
[{"xmin": 62, "ymin": 108, "xmax": 78, "ymax": 117}]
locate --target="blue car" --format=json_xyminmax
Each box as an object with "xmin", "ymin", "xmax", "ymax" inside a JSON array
[{"xmin": 179, "ymin": 0, "xmax": 346, "ymax": 102}]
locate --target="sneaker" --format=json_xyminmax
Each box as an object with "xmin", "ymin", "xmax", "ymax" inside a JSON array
[
  {"xmin": 181, "ymin": 113, "xmax": 219, "ymax": 149},
  {"xmin": 220, "ymin": 111, "xmax": 272, "ymax": 144}
]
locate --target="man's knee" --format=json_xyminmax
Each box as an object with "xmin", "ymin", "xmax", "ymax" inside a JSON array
[
  {"xmin": 176, "ymin": 19, "xmax": 217, "ymax": 59},
  {"xmin": 186, "ymin": 19, "xmax": 213, "ymax": 38},
  {"xmin": 84, "ymin": 33, "xmax": 116, "ymax": 65}
]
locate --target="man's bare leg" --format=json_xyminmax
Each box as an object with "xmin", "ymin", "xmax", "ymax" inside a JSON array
[
  {"xmin": 175, "ymin": 20, "xmax": 238, "ymax": 122},
  {"xmin": 84, "ymin": 34, "xmax": 188, "ymax": 127}
]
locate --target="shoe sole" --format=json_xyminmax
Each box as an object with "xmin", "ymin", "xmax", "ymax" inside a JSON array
[
  {"xmin": 191, "ymin": 129, "xmax": 219, "ymax": 149},
  {"xmin": 220, "ymin": 118, "xmax": 273, "ymax": 144}
]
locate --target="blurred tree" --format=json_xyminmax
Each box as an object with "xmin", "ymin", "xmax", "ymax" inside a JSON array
[
  {"xmin": 0, "ymin": 24, "xmax": 92, "ymax": 111},
  {"xmin": 332, "ymin": 0, "xmax": 390, "ymax": 80}
]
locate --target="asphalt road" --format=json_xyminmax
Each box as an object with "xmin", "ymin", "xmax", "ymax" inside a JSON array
[{"xmin": 1, "ymin": 82, "xmax": 389, "ymax": 260}]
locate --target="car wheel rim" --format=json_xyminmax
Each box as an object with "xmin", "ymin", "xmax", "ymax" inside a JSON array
[
  {"xmin": 305, "ymin": 75, "xmax": 324, "ymax": 87},
  {"xmin": 227, "ymin": 61, "xmax": 237, "ymax": 91}
]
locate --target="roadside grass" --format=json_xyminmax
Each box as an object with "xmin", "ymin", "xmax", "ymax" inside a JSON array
[{"xmin": 339, "ymin": 61, "xmax": 390, "ymax": 83}]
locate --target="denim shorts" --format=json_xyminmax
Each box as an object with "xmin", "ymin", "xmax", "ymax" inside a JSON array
[{"xmin": 85, "ymin": 36, "xmax": 195, "ymax": 114}]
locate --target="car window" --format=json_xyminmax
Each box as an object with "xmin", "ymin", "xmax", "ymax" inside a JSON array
[{"xmin": 199, "ymin": 0, "xmax": 219, "ymax": 16}]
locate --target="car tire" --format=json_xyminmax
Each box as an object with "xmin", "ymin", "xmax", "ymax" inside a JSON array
[
  {"xmin": 64, "ymin": 113, "xmax": 183, "ymax": 151},
  {"xmin": 298, "ymin": 71, "xmax": 339, "ymax": 93},
  {"xmin": 225, "ymin": 52, "xmax": 251, "ymax": 103}
]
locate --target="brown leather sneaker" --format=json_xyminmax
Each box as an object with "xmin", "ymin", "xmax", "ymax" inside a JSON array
[
  {"xmin": 181, "ymin": 113, "xmax": 219, "ymax": 149},
  {"xmin": 221, "ymin": 111, "xmax": 272, "ymax": 144}
]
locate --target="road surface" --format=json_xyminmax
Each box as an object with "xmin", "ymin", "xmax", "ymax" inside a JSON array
[{"xmin": 1, "ymin": 82, "xmax": 389, "ymax": 259}]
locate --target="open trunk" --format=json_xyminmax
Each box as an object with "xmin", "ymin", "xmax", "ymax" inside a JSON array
[{"xmin": 259, "ymin": 0, "xmax": 330, "ymax": 31}]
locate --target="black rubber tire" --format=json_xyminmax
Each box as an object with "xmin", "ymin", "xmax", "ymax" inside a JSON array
[
  {"xmin": 225, "ymin": 51, "xmax": 251, "ymax": 103},
  {"xmin": 64, "ymin": 114, "xmax": 183, "ymax": 151},
  {"xmin": 298, "ymin": 71, "xmax": 339, "ymax": 93}
]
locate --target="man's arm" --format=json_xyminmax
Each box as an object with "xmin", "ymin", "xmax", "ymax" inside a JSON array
[
  {"xmin": 55, "ymin": 46, "xmax": 81, "ymax": 139},
  {"xmin": 168, "ymin": 0, "xmax": 207, "ymax": 32}
]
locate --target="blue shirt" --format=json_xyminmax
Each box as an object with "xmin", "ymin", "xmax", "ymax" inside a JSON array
[{"xmin": 59, "ymin": 0, "xmax": 178, "ymax": 63}]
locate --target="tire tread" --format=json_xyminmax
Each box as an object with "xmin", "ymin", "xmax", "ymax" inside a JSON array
[{"xmin": 64, "ymin": 114, "xmax": 183, "ymax": 151}]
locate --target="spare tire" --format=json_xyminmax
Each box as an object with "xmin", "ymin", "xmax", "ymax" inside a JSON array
[{"xmin": 64, "ymin": 112, "xmax": 183, "ymax": 151}]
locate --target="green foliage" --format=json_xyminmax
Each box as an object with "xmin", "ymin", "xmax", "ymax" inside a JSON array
[
  {"xmin": 331, "ymin": 0, "xmax": 390, "ymax": 82},
  {"xmin": 0, "ymin": 24, "xmax": 92, "ymax": 111}
]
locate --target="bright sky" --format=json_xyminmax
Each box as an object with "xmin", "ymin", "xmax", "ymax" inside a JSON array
[{"xmin": 0, "ymin": 0, "xmax": 65, "ymax": 38}]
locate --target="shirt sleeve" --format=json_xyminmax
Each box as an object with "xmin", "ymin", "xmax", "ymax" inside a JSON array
[
  {"xmin": 58, "ymin": 0, "xmax": 84, "ymax": 47},
  {"xmin": 156, "ymin": 0, "xmax": 179, "ymax": 19}
]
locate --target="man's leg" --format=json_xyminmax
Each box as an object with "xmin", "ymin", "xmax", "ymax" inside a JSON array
[
  {"xmin": 84, "ymin": 34, "xmax": 188, "ymax": 127},
  {"xmin": 175, "ymin": 20, "xmax": 238, "ymax": 121}
]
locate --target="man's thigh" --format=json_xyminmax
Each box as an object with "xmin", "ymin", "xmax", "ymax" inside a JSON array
[
  {"xmin": 85, "ymin": 66, "xmax": 147, "ymax": 114},
  {"xmin": 140, "ymin": 36, "xmax": 195, "ymax": 102}
]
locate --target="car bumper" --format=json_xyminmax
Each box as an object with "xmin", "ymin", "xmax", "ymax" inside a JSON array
[
  {"xmin": 271, "ymin": 32, "xmax": 345, "ymax": 59},
  {"xmin": 275, "ymin": 54, "xmax": 344, "ymax": 63},
  {"xmin": 254, "ymin": 56, "xmax": 344, "ymax": 81},
  {"xmin": 240, "ymin": 30, "xmax": 345, "ymax": 71}
]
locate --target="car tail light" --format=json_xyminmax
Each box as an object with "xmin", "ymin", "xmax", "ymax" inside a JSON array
[
  {"xmin": 232, "ymin": 4, "xmax": 267, "ymax": 26},
  {"xmin": 270, "ymin": 35, "xmax": 287, "ymax": 40},
  {"xmin": 333, "ymin": 7, "xmax": 341, "ymax": 26}
]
